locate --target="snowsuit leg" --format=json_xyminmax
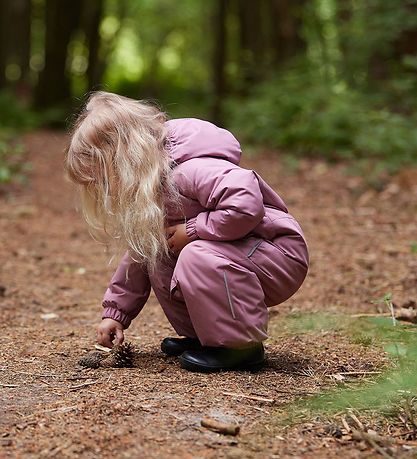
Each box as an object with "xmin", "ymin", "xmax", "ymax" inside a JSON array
[
  {"xmin": 149, "ymin": 256, "xmax": 198, "ymax": 339},
  {"xmin": 172, "ymin": 240, "xmax": 268, "ymax": 347},
  {"xmin": 152, "ymin": 235, "xmax": 308, "ymax": 348}
]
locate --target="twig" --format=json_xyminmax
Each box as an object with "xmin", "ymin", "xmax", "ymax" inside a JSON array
[
  {"xmin": 395, "ymin": 439, "xmax": 417, "ymax": 446},
  {"xmin": 221, "ymin": 391, "xmax": 274, "ymax": 403},
  {"xmin": 341, "ymin": 416, "xmax": 351, "ymax": 433},
  {"xmin": 384, "ymin": 294, "xmax": 397, "ymax": 327},
  {"xmin": 201, "ymin": 417, "xmax": 240, "ymax": 436},
  {"xmin": 41, "ymin": 405, "xmax": 79, "ymax": 414},
  {"xmin": 338, "ymin": 371, "xmax": 381, "ymax": 376},
  {"xmin": 68, "ymin": 380, "xmax": 100, "ymax": 391},
  {"xmin": 350, "ymin": 313, "xmax": 391, "ymax": 318},
  {"xmin": 0, "ymin": 383, "xmax": 19, "ymax": 387},
  {"xmin": 352, "ymin": 430, "xmax": 394, "ymax": 459},
  {"xmin": 272, "ymin": 390, "xmax": 317, "ymax": 397},
  {"xmin": 327, "ymin": 370, "xmax": 382, "ymax": 381},
  {"xmin": 252, "ymin": 406, "xmax": 270, "ymax": 414},
  {"xmin": 391, "ymin": 429, "xmax": 417, "ymax": 438},
  {"xmin": 349, "ymin": 412, "xmax": 364, "ymax": 430},
  {"xmin": 12, "ymin": 371, "xmax": 60, "ymax": 378}
]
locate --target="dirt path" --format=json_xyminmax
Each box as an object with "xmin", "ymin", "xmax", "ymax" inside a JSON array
[{"xmin": 1, "ymin": 131, "xmax": 416, "ymax": 458}]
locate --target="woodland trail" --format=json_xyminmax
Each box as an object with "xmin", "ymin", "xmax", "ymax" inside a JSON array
[{"xmin": 0, "ymin": 131, "xmax": 416, "ymax": 458}]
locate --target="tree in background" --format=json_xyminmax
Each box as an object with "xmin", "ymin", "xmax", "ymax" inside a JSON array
[
  {"xmin": 83, "ymin": 0, "xmax": 105, "ymax": 91},
  {"xmin": 35, "ymin": 0, "xmax": 83, "ymax": 108},
  {"xmin": 0, "ymin": 0, "xmax": 31, "ymax": 93},
  {"xmin": 0, "ymin": 0, "xmax": 416, "ymax": 174},
  {"xmin": 212, "ymin": 0, "xmax": 228, "ymax": 124}
]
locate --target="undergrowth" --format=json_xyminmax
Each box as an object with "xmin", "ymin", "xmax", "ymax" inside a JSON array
[
  {"xmin": 271, "ymin": 311, "xmax": 417, "ymax": 427},
  {"xmin": 0, "ymin": 133, "xmax": 28, "ymax": 185},
  {"xmin": 227, "ymin": 69, "xmax": 417, "ymax": 174}
]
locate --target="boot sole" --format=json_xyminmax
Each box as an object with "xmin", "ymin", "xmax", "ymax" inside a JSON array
[
  {"xmin": 179, "ymin": 356, "xmax": 265, "ymax": 373},
  {"xmin": 161, "ymin": 342, "xmax": 203, "ymax": 357}
]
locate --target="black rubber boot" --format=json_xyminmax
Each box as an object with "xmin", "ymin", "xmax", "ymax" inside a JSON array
[
  {"xmin": 161, "ymin": 337, "xmax": 203, "ymax": 356},
  {"xmin": 179, "ymin": 344, "xmax": 265, "ymax": 373}
]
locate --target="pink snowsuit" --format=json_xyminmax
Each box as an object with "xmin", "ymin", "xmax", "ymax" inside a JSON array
[{"xmin": 102, "ymin": 118, "xmax": 309, "ymax": 347}]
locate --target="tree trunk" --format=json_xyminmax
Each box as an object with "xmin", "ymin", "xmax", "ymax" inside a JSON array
[
  {"xmin": 83, "ymin": 0, "xmax": 104, "ymax": 91},
  {"xmin": 211, "ymin": 0, "xmax": 228, "ymax": 125},
  {"xmin": 35, "ymin": 0, "xmax": 83, "ymax": 108},
  {"xmin": 394, "ymin": 2, "xmax": 417, "ymax": 59},
  {"xmin": 9, "ymin": 0, "xmax": 31, "ymax": 82},
  {"xmin": 238, "ymin": 0, "xmax": 265, "ymax": 88},
  {"xmin": 268, "ymin": 0, "xmax": 306, "ymax": 65},
  {"xmin": 0, "ymin": 0, "xmax": 12, "ymax": 89}
]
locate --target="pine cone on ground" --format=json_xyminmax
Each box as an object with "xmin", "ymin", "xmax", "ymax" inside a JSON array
[
  {"xmin": 107, "ymin": 342, "xmax": 135, "ymax": 368},
  {"xmin": 78, "ymin": 351, "xmax": 107, "ymax": 369},
  {"xmin": 78, "ymin": 342, "xmax": 138, "ymax": 368}
]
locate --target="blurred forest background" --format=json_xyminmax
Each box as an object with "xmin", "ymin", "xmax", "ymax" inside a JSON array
[{"xmin": 1, "ymin": 0, "xmax": 417, "ymax": 183}]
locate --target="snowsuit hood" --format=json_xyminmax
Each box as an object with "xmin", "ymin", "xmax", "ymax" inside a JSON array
[{"xmin": 165, "ymin": 118, "xmax": 242, "ymax": 165}]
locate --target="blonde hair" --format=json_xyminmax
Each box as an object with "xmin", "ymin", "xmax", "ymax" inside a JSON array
[{"xmin": 65, "ymin": 91, "xmax": 180, "ymax": 270}]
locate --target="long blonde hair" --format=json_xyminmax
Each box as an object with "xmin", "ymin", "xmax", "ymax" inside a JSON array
[{"xmin": 65, "ymin": 91, "xmax": 179, "ymax": 270}]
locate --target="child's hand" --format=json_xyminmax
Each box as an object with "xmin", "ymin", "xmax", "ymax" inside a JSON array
[
  {"xmin": 166, "ymin": 223, "xmax": 191, "ymax": 256},
  {"xmin": 96, "ymin": 318, "xmax": 124, "ymax": 348}
]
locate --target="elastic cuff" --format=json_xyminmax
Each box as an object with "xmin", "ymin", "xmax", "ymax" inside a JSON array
[
  {"xmin": 102, "ymin": 301, "xmax": 131, "ymax": 329},
  {"xmin": 185, "ymin": 217, "xmax": 199, "ymax": 241}
]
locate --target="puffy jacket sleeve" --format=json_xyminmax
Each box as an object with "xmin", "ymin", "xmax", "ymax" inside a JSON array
[
  {"xmin": 102, "ymin": 252, "xmax": 151, "ymax": 328},
  {"xmin": 179, "ymin": 158, "xmax": 265, "ymax": 241}
]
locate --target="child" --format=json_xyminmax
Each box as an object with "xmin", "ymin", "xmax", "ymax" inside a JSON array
[{"xmin": 65, "ymin": 91, "xmax": 309, "ymax": 373}]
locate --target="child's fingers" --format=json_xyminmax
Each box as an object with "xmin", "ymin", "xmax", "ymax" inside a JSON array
[
  {"xmin": 97, "ymin": 332, "xmax": 113, "ymax": 349},
  {"xmin": 115, "ymin": 328, "xmax": 124, "ymax": 346}
]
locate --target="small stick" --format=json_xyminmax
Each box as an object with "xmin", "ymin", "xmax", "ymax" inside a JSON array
[
  {"xmin": 221, "ymin": 391, "xmax": 274, "ymax": 403},
  {"xmin": 65, "ymin": 376, "xmax": 97, "ymax": 381},
  {"xmin": 396, "ymin": 439, "xmax": 417, "ymax": 446},
  {"xmin": 341, "ymin": 416, "xmax": 351, "ymax": 433},
  {"xmin": 349, "ymin": 412, "xmax": 364, "ymax": 430},
  {"xmin": 252, "ymin": 406, "xmax": 270, "ymax": 414},
  {"xmin": 201, "ymin": 418, "xmax": 240, "ymax": 436},
  {"xmin": 0, "ymin": 383, "xmax": 19, "ymax": 387},
  {"xmin": 386, "ymin": 296, "xmax": 396, "ymax": 327},
  {"xmin": 68, "ymin": 380, "xmax": 100, "ymax": 391},
  {"xmin": 12, "ymin": 371, "xmax": 60, "ymax": 378},
  {"xmin": 41, "ymin": 405, "xmax": 79, "ymax": 414},
  {"xmin": 352, "ymin": 430, "xmax": 394, "ymax": 459},
  {"xmin": 350, "ymin": 313, "xmax": 391, "ymax": 318},
  {"xmin": 338, "ymin": 371, "xmax": 381, "ymax": 376},
  {"xmin": 273, "ymin": 391, "xmax": 317, "ymax": 397},
  {"xmin": 391, "ymin": 429, "xmax": 417, "ymax": 438}
]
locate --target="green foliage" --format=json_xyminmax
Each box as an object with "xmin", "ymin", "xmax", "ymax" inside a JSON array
[
  {"xmin": 271, "ymin": 311, "xmax": 417, "ymax": 425},
  {"xmin": 0, "ymin": 133, "xmax": 27, "ymax": 185},
  {"xmin": 0, "ymin": 91, "xmax": 39, "ymax": 129},
  {"xmin": 227, "ymin": 69, "xmax": 417, "ymax": 170},
  {"xmin": 0, "ymin": 90, "xmax": 67, "ymax": 130},
  {"xmin": 2, "ymin": 0, "xmax": 417, "ymax": 171},
  {"xmin": 101, "ymin": 0, "xmax": 210, "ymax": 99}
]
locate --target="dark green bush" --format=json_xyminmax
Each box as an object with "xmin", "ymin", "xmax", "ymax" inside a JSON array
[
  {"xmin": 227, "ymin": 70, "xmax": 417, "ymax": 169},
  {"xmin": 0, "ymin": 133, "xmax": 27, "ymax": 185}
]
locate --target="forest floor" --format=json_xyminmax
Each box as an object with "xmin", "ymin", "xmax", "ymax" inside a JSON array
[{"xmin": 1, "ymin": 131, "xmax": 417, "ymax": 459}]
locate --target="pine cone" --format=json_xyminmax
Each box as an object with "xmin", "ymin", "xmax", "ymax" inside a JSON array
[
  {"xmin": 111, "ymin": 342, "xmax": 135, "ymax": 368},
  {"xmin": 78, "ymin": 342, "xmax": 137, "ymax": 368},
  {"xmin": 99, "ymin": 342, "xmax": 136, "ymax": 368},
  {"xmin": 78, "ymin": 351, "xmax": 107, "ymax": 369}
]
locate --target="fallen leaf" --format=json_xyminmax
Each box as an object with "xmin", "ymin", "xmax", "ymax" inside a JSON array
[{"xmin": 40, "ymin": 313, "xmax": 59, "ymax": 320}]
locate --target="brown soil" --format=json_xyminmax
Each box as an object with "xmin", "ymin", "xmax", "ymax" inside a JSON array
[{"xmin": 1, "ymin": 131, "xmax": 416, "ymax": 458}]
